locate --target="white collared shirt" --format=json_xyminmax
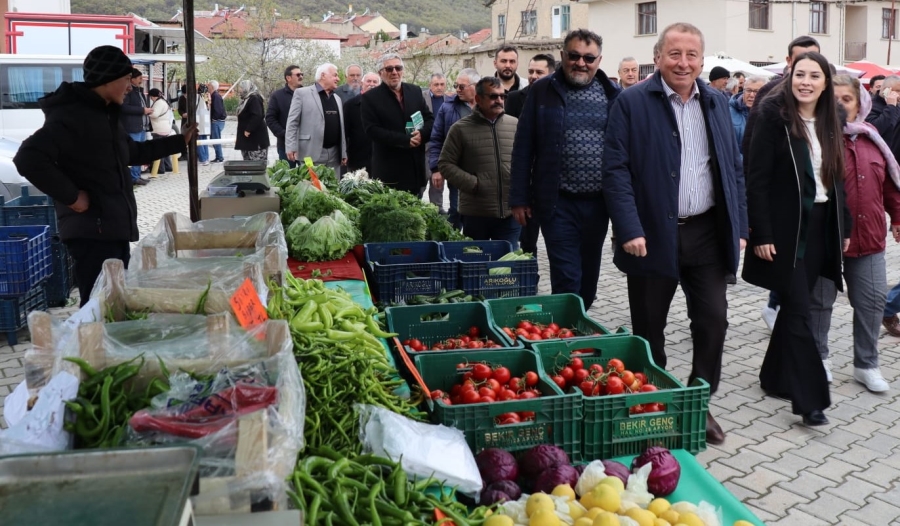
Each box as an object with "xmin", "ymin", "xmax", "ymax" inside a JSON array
[{"xmin": 661, "ymin": 79, "xmax": 715, "ymax": 217}]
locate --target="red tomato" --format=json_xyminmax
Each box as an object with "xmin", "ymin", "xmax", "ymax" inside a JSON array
[
  {"xmin": 518, "ymin": 390, "xmax": 537, "ymax": 399},
  {"xmin": 515, "ymin": 328, "xmax": 531, "ymax": 338},
  {"xmin": 444, "ymin": 340, "xmax": 458, "ymax": 350},
  {"xmin": 621, "ymin": 370, "xmax": 636, "ymax": 386},
  {"xmin": 467, "ymin": 340, "xmax": 485, "ymax": 349},
  {"xmin": 478, "ymin": 387, "xmax": 495, "ymax": 397},
  {"xmin": 630, "ymin": 404, "xmax": 645, "ymax": 414},
  {"xmin": 462, "ymin": 371, "xmax": 474, "ymax": 383},
  {"xmin": 635, "ymin": 372, "xmax": 649, "ymax": 384},
  {"xmin": 529, "ymin": 333, "xmax": 544, "ymax": 341},
  {"xmin": 558, "ymin": 328, "xmax": 575, "ymax": 339},
  {"xmin": 450, "ymin": 396, "xmax": 460, "ymax": 405},
  {"xmin": 519, "ymin": 411, "xmax": 536, "ymax": 421},
  {"xmin": 486, "ymin": 379, "xmax": 501, "ymax": 393},
  {"xmin": 456, "ymin": 363, "xmax": 467, "ymax": 370},
  {"xmin": 479, "ymin": 395, "xmax": 495, "ymax": 403},
  {"xmin": 498, "ymin": 389, "xmax": 518, "ymax": 401},
  {"xmin": 432, "ymin": 343, "xmax": 445, "ymax": 351},
  {"xmin": 517, "ymin": 321, "xmax": 534, "ymax": 331},
  {"xmin": 508, "ymin": 377, "xmax": 523, "ymax": 391},
  {"xmin": 468, "ymin": 326, "xmax": 481, "ymax": 338},
  {"xmin": 589, "ymin": 363, "xmax": 604, "ymax": 375},
  {"xmin": 643, "ymin": 403, "xmax": 663, "ymax": 413},
  {"xmin": 472, "ymin": 363, "xmax": 493, "ymax": 381},
  {"xmin": 579, "ymin": 380, "xmax": 597, "ymax": 397},
  {"xmin": 559, "ymin": 366, "xmax": 575, "ymax": 382},
  {"xmin": 430, "ymin": 390, "xmax": 445, "ymax": 400},
  {"xmin": 573, "ymin": 368, "xmax": 589, "ymax": 384},
  {"xmin": 492, "ymin": 366, "xmax": 511, "ymax": 385},
  {"xmin": 606, "ymin": 376, "xmax": 626, "ymax": 395},
  {"xmin": 460, "ymin": 382, "xmax": 476, "ymax": 394},
  {"xmin": 640, "ymin": 384, "xmax": 659, "ymax": 392},
  {"xmin": 551, "ymin": 375, "xmax": 566, "ymax": 389},
  {"xmin": 496, "ymin": 412, "xmax": 521, "ymax": 425},
  {"xmin": 461, "ymin": 390, "xmax": 480, "ymax": 404},
  {"xmin": 570, "ymin": 357, "xmax": 584, "ymax": 371},
  {"xmin": 460, "ymin": 336, "xmax": 471, "ymax": 344},
  {"xmin": 547, "ymin": 322, "xmax": 560, "ymax": 333},
  {"xmin": 403, "ymin": 339, "xmax": 412, "ymax": 346},
  {"xmin": 503, "ymin": 327, "xmax": 515, "ymax": 337},
  {"xmin": 524, "ymin": 371, "xmax": 539, "ymax": 387},
  {"xmin": 607, "ymin": 358, "xmax": 625, "ymax": 374},
  {"xmin": 450, "ymin": 384, "xmax": 462, "ymax": 396},
  {"xmin": 541, "ymin": 329, "xmax": 556, "ymax": 340},
  {"xmin": 442, "ymin": 398, "xmax": 453, "ymax": 406}
]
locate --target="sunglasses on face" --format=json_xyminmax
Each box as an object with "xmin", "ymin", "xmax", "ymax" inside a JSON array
[
  {"xmin": 486, "ymin": 93, "xmax": 508, "ymax": 101},
  {"xmin": 454, "ymin": 84, "xmax": 470, "ymax": 90},
  {"xmin": 383, "ymin": 65, "xmax": 404, "ymax": 73},
  {"xmin": 294, "ymin": 73, "xmax": 304, "ymax": 78},
  {"xmin": 565, "ymin": 51, "xmax": 598, "ymax": 64}
]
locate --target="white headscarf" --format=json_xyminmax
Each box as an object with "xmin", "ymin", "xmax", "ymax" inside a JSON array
[{"xmin": 236, "ymin": 80, "xmax": 259, "ymax": 114}]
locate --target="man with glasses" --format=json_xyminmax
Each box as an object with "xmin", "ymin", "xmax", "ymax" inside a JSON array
[
  {"xmin": 728, "ymin": 75, "xmax": 766, "ymax": 153},
  {"xmin": 361, "ymin": 53, "xmax": 434, "ymax": 195},
  {"xmin": 439, "ymin": 77, "xmax": 520, "ymax": 245},
  {"xmin": 603, "ymin": 22, "xmax": 747, "ymax": 446},
  {"xmin": 428, "ymin": 69, "xmax": 480, "ymax": 229},
  {"xmin": 510, "ymin": 29, "xmax": 619, "ymax": 309},
  {"xmin": 266, "ymin": 65, "xmax": 304, "ymax": 167},
  {"xmin": 494, "ymin": 46, "xmax": 527, "ymax": 92}
]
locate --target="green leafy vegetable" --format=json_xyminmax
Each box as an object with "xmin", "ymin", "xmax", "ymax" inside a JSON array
[{"xmin": 287, "ymin": 211, "xmax": 360, "ymax": 262}]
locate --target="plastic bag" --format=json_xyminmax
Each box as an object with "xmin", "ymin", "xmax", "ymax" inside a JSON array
[
  {"xmin": 575, "ymin": 459, "xmax": 607, "ymax": 496},
  {"xmin": 620, "ymin": 462, "xmax": 654, "ymax": 509},
  {"xmin": 356, "ymin": 404, "xmax": 483, "ymax": 496},
  {"xmin": 0, "ymin": 371, "xmax": 79, "ymax": 455}
]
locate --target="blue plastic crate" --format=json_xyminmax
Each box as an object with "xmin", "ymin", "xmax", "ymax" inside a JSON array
[
  {"xmin": 364, "ymin": 241, "xmax": 457, "ymax": 303},
  {"xmin": 440, "ymin": 240, "xmax": 538, "ymax": 299},
  {"xmin": 44, "ymin": 237, "xmax": 75, "ymax": 307},
  {"xmin": 0, "ymin": 187, "xmax": 57, "ymax": 235},
  {"xmin": 0, "ymin": 225, "xmax": 51, "ymax": 296},
  {"xmin": 0, "ymin": 283, "xmax": 47, "ymax": 345}
]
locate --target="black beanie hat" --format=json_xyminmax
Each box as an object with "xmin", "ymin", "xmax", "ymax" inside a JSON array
[
  {"xmin": 709, "ymin": 66, "xmax": 730, "ymax": 82},
  {"xmin": 83, "ymin": 45, "xmax": 133, "ymax": 88}
]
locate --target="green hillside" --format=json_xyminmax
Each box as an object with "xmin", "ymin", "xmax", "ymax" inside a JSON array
[{"xmin": 71, "ymin": 0, "xmax": 490, "ymax": 35}]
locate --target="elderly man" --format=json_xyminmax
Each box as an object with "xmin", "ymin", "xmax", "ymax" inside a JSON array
[
  {"xmin": 335, "ymin": 64, "xmax": 363, "ymax": 101},
  {"xmin": 439, "ymin": 77, "xmax": 520, "ymax": 245},
  {"xmin": 603, "ymin": 22, "xmax": 748, "ymax": 446},
  {"xmin": 266, "ymin": 64, "xmax": 304, "ymax": 166},
  {"xmin": 510, "ymin": 29, "xmax": 620, "ymax": 309},
  {"xmin": 617, "ymin": 57, "xmax": 639, "ymax": 89},
  {"xmin": 284, "ymin": 63, "xmax": 347, "ymax": 172},
  {"xmin": 728, "ymin": 75, "xmax": 766, "ymax": 151},
  {"xmin": 361, "ymin": 53, "xmax": 434, "ymax": 195},
  {"xmin": 428, "ymin": 68, "xmax": 480, "ymax": 229},
  {"xmin": 494, "ymin": 46, "xmax": 527, "ymax": 92},
  {"xmin": 344, "ymin": 72, "xmax": 381, "ymax": 174},
  {"xmin": 708, "ymin": 66, "xmax": 730, "ymax": 92}
]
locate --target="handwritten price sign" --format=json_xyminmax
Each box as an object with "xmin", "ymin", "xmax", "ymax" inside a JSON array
[{"xmin": 230, "ymin": 277, "xmax": 268, "ymax": 331}]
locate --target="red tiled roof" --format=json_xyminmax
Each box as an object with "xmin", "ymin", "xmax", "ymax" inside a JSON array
[
  {"xmin": 343, "ymin": 33, "xmax": 372, "ymax": 47},
  {"xmin": 193, "ymin": 16, "xmax": 345, "ymax": 40},
  {"xmin": 467, "ymin": 28, "xmax": 491, "ymax": 45}
]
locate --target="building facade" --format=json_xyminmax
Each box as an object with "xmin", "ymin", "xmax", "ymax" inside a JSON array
[
  {"xmin": 489, "ymin": 0, "xmax": 587, "ymax": 42},
  {"xmin": 583, "ymin": 0, "xmax": 900, "ymax": 75}
]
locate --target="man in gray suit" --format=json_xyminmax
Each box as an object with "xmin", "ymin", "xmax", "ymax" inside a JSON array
[{"xmin": 285, "ymin": 62, "xmax": 347, "ymax": 172}]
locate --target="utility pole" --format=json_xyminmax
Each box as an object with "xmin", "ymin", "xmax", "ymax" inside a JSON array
[{"xmin": 890, "ymin": 0, "xmax": 897, "ymax": 64}]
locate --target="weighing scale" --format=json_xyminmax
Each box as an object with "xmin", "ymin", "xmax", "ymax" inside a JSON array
[{"xmin": 208, "ymin": 160, "xmax": 271, "ymax": 197}]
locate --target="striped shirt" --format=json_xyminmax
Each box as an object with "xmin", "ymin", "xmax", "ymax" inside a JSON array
[{"xmin": 662, "ymin": 80, "xmax": 715, "ymax": 217}]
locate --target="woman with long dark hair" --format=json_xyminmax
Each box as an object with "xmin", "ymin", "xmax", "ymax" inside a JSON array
[{"xmin": 743, "ymin": 52, "xmax": 852, "ymax": 426}]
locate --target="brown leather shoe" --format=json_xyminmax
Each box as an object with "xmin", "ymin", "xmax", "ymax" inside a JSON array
[
  {"xmin": 883, "ymin": 316, "xmax": 900, "ymax": 337},
  {"xmin": 706, "ymin": 413, "xmax": 725, "ymax": 445}
]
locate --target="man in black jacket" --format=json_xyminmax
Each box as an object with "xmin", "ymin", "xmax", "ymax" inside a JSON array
[
  {"xmin": 266, "ymin": 65, "xmax": 303, "ymax": 167},
  {"xmin": 120, "ymin": 68, "xmax": 151, "ymax": 185},
  {"xmin": 13, "ymin": 45, "xmax": 196, "ymax": 306},
  {"xmin": 344, "ymin": 72, "xmax": 380, "ymax": 174},
  {"xmin": 505, "ymin": 54, "xmax": 554, "ymax": 119},
  {"xmin": 361, "ymin": 53, "xmax": 434, "ymax": 195},
  {"xmin": 209, "ymin": 80, "xmax": 227, "ymax": 163}
]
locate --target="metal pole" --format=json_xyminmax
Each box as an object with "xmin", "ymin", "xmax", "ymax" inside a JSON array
[
  {"xmin": 890, "ymin": 0, "xmax": 897, "ymax": 64},
  {"xmin": 183, "ymin": 0, "xmax": 200, "ymax": 222}
]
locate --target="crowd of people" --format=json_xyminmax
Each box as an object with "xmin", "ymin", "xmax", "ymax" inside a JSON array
[{"xmin": 10, "ymin": 22, "xmax": 900, "ymax": 446}]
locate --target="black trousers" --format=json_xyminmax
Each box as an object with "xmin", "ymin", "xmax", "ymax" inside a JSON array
[
  {"xmin": 65, "ymin": 239, "xmax": 131, "ymax": 307},
  {"xmin": 760, "ymin": 204, "xmax": 831, "ymax": 415},
  {"xmin": 519, "ymin": 215, "xmax": 541, "ymax": 257},
  {"xmin": 626, "ymin": 209, "xmax": 728, "ymax": 394}
]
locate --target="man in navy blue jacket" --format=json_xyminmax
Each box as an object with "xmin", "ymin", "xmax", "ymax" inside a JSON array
[
  {"xmin": 509, "ymin": 29, "xmax": 619, "ymax": 309},
  {"xmin": 603, "ymin": 22, "xmax": 748, "ymax": 445}
]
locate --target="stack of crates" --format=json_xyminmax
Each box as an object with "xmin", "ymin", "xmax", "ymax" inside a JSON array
[
  {"xmin": 0, "ymin": 187, "xmax": 75, "ymax": 307},
  {"xmin": 0, "ymin": 225, "xmax": 51, "ymax": 344}
]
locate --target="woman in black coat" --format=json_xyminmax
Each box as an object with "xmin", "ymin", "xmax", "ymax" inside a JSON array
[
  {"xmin": 743, "ymin": 52, "xmax": 851, "ymax": 426},
  {"xmin": 234, "ymin": 80, "xmax": 269, "ymax": 160}
]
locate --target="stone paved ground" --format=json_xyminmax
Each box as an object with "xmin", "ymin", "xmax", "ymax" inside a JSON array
[{"xmin": 3, "ymin": 119, "xmax": 900, "ymax": 524}]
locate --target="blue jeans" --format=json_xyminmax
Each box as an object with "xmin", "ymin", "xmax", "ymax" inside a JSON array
[
  {"xmin": 461, "ymin": 215, "xmax": 522, "ymax": 249},
  {"xmin": 128, "ymin": 132, "xmax": 145, "ymax": 180},
  {"xmin": 276, "ymin": 146, "xmax": 299, "ymax": 168},
  {"xmin": 211, "ymin": 120, "xmax": 225, "ymax": 161},
  {"xmin": 197, "ymin": 135, "xmax": 209, "ymax": 163},
  {"xmin": 541, "ymin": 193, "xmax": 609, "ymax": 309},
  {"xmin": 884, "ymin": 281, "xmax": 900, "ymax": 317}
]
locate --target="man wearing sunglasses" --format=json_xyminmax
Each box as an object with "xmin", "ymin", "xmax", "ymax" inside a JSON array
[
  {"xmin": 439, "ymin": 77, "xmax": 520, "ymax": 246},
  {"xmin": 361, "ymin": 53, "xmax": 434, "ymax": 195},
  {"xmin": 428, "ymin": 69, "xmax": 480, "ymax": 230},
  {"xmin": 266, "ymin": 65, "xmax": 304, "ymax": 167},
  {"xmin": 510, "ymin": 29, "xmax": 620, "ymax": 310}
]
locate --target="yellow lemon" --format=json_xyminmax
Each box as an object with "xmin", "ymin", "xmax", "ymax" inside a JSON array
[
  {"xmin": 597, "ymin": 476, "xmax": 626, "ymax": 493},
  {"xmin": 581, "ymin": 484, "xmax": 621, "ymax": 512},
  {"xmin": 678, "ymin": 512, "xmax": 705, "ymax": 526},
  {"xmin": 592, "ymin": 511, "xmax": 621, "ymax": 526},
  {"xmin": 659, "ymin": 510, "xmax": 680, "ymax": 524},
  {"xmin": 526, "ymin": 493, "xmax": 556, "ymax": 517},
  {"xmin": 568, "ymin": 501, "xmax": 587, "ymax": 520},
  {"xmin": 530, "ymin": 508, "xmax": 561, "ymax": 526},
  {"xmin": 552, "ymin": 483, "xmax": 577, "ymax": 502},
  {"xmin": 585, "ymin": 508, "xmax": 605, "ymax": 520},
  {"xmin": 483, "ymin": 515, "xmax": 514, "ymax": 526},
  {"xmin": 648, "ymin": 498, "xmax": 671, "ymax": 517},
  {"xmin": 575, "ymin": 518, "xmax": 595, "ymax": 526},
  {"xmin": 625, "ymin": 507, "xmax": 657, "ymax": 526},
  {"xmin": 733, "ymin": 522, "xmax": 755, "ymax": 526},
  {"xmin": 654, "ymin": 520, "xmax": 672, "ymax": 526}
]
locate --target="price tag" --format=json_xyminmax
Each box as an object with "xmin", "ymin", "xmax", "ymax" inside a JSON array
[
  {"xmin": 230, "ymin": 277, "xmax": 268, "ymax": 332},
  {"xmin": 411, "ymin": 111, "xmax": 424, "ymax": 131}
]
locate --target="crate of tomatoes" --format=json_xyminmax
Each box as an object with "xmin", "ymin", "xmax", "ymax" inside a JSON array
[
  {"xmin": 412, "ymin": 348, "xmax": 583, "ymax": 460},
  {"xmin": 487, "ymin": 293, "xmax": 625, "ymax": 347},
  {"xmin": 386, "ymin": 302, "xmax": 521, "ymax": 355},
  {"xmin": 532, "ymin": 335, "xmax": 709, "ymax": 459}
]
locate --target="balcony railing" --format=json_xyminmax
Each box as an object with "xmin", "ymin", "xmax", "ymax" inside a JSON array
[{"xmin": 845, "ymin": 41, "xmax": 867, "ymax": 61}]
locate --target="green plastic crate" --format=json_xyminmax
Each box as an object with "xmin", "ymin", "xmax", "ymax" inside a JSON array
[
  {"xmin": 386, "ymin": 302, "xmax": 522, "ymax": 353},
  {"xmin": 532, "ymin": 335, "xmax": 709, "ymax": 460},
  {"xmin": 412, "ymin": 348, "xmax": 583, "ymax": 461},
  {"xmin": 486, "ymin": 294, "xmax": 625, "ymax": 347}
]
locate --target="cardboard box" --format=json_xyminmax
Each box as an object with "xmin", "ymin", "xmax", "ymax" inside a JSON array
[{"xmin": 199, "ymin": 190, "xmax": 280, "ymax": 220}]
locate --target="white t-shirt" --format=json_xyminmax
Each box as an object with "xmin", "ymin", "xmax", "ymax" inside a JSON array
[{"xmin": 802, "ymin": 117, "xmax": 828, "ymax": 203}]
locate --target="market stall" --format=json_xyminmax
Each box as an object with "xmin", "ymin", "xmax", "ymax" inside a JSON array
[{"xmin": 0, "ymin": 163, "xmax": 767, "ymax": 526}]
